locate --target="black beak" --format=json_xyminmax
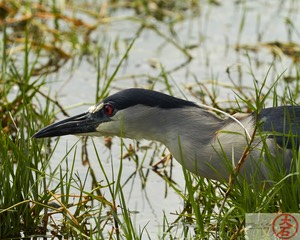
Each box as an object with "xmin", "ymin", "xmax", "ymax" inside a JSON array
[{"xmin": 33, "ymin": 112, "xmax": 101, "ymax": 138}]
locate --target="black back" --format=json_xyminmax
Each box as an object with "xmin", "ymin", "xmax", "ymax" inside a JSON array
[
  {"xmin": 257, "ymin": 106, "xmax": 300, "ymax": 149},
  {"xmin": 103, "ymin": 88, "xmax": 199, "ymax": 110}
]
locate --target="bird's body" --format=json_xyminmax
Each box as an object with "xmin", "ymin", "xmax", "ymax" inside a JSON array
[{"xmin": 33, "ymin": 88, "xmax": 300, "ymax": 182}]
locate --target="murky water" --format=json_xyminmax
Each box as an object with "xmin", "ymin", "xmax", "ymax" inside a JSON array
[{"xmin": 43, "ymin": 0, "xmax": 300, "ymax": 238}]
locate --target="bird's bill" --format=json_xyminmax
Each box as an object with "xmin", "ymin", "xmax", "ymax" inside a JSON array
[{"xmin": 33, "ymin": 112, "xmax": 101, "ymax": 138}]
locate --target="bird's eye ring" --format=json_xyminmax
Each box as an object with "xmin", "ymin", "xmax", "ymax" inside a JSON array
[{"xmin": 103, "ymin": 104, "xmax": 115, "ymax": 117}]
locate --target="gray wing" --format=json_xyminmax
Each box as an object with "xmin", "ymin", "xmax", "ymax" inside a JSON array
[{"xmin": 257, "ymin": 106, "xmax": 300, "ymax": 149}]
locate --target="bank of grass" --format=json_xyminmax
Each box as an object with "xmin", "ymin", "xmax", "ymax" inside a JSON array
[{"xmin": 1, "ymin": 0, "xmax": 300, "ymax": 239}]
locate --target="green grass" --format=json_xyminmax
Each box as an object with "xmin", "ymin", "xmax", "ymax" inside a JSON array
[{"xmin": 1, "ymin": 0, "xmax": 300, "ymax": 239}]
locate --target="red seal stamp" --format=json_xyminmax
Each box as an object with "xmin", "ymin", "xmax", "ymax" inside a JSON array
[{"xmin": 272, "ymin": 213, "xmax": 299, "ymax": 239}]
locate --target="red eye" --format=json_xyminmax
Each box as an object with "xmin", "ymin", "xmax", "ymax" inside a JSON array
[{"xmin": 103, "ymin": 104, "xmax": 114, "ymax": 116}]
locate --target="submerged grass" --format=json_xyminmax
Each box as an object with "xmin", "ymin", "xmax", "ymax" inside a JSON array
[{"xmin": 1, "ymin": 0, "xmax": 300, "ymax": 239}]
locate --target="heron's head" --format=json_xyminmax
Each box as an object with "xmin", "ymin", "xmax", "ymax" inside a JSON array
[{"xmin": 33, "ymin": 88, "xmax": 199, "ymax": 140}]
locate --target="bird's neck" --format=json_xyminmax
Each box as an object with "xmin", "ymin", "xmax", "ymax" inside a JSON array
[
  {"xmin": 156, "ymin": 107, "xmax": 225, "ymax": 177},
  {"xmin": 125, "ymin": 106, "xmax": 224, "ymax": 148},
  {"xmin": 144, "ymin": 107, "xmax": 254, "ymax": 181},
  {"xmin": 121, "ymin": 106, "xmax": 224, "ymax": 177}
]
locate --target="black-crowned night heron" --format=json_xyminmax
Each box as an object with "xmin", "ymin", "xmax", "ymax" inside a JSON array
[{"xmin": 33, "ymin": 88, "xmax": 300, "ymax": 182}]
